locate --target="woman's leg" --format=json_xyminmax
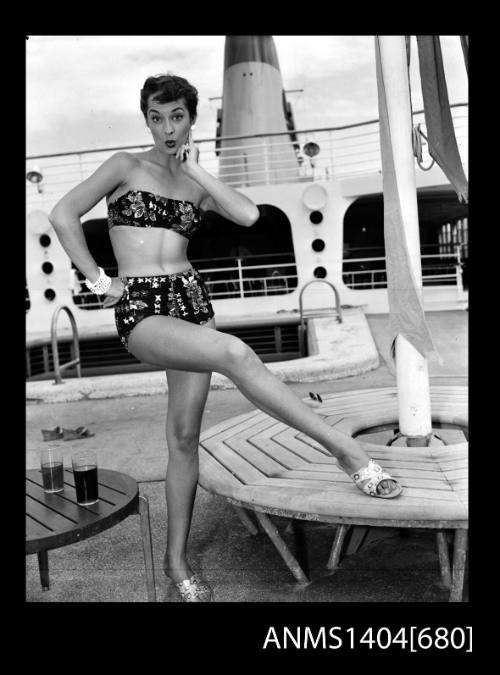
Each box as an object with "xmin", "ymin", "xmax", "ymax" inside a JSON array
[
  {"xmin": 163, "ymin": 364, "xmax": 212, "ymax": 584},
  {"xmin": 128, "ymin": 316, "xmax": 397, "ymax": 495}
]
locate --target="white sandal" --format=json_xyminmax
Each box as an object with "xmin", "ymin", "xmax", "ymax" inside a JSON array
[{"xmin": 351, "ymin": 459, "xmax": 403, "ymax": 499}]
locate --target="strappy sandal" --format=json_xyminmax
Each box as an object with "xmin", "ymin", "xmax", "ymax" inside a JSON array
[
  {"xmin": 175, "ymin": 574, "xmax": 214, "ymax": 602},
  {"xmin": 41, "ymin": 426, "xmax": 64, "ymax": 441},
  {"xmin": 351, "ymin": 459, "xmax": 403, "ymax": 499},
  {"xmin": 63, "ymin": 426, "xmax": 95, "ymax": 441}
]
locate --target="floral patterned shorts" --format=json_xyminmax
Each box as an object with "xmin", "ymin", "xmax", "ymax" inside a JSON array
[{"xmin": 114, "ymin": 267, "xmax": 215, "ymax": 351}]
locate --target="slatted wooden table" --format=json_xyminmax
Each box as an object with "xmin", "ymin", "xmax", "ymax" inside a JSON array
[
  {"xmin": 26, "ymin": 468, "xmax": 156, "ymax": 601},
  {"xmin": 199, "ymin": 386, "xmax": 468, "ymax": 602}
]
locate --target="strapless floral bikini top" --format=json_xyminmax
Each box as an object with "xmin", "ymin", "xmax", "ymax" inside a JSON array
[{"xmin": 107, "ymin": 189, "xmax": 203, "ymax": 240}]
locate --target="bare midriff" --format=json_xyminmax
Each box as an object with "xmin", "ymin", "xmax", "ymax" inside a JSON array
[{"xmin": 110, "ymin": 226, "xmax": 192, "ymax": 277}]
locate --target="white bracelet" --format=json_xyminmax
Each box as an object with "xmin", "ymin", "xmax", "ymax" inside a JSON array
[{"xmin": 84, "ymin": 267, "xmax": 112, "ymax": 295}]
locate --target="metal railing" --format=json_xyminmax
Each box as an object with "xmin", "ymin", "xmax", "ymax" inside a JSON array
[
  {"xmin": 298, "ymin": 280, "xmax": 343, "ymax": 356},
  {"xmin": 50, "ymin": 305, "xmax": 81, "ymax": 384},
  {"xmin": 68, "ymin": 246, "xmax": 463, "ymax": 311},
  {"xmin": 70, "ymin": 254, "xmax": 299, "ymax": 310},
  {"xmin": 27, "ymin": 104, "xmax": 468, "ymax": 206},
  {"xmin": 342, "ymin": 249, "xmax": 463, "ymax": 290}
]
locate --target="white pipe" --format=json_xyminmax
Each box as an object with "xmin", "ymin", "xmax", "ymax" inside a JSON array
[{"xmin": 378, "ymin": 35, "xmax": 432, "ymax": 440}]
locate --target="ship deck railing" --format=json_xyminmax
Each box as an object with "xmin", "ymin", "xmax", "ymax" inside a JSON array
[
  {"xmin": 27, "ymin": 104, "xmax": 467, "ymax": 206},
  {"xmin": 60, "ymin": 248, "xmax": 463, "ymax": 311},
  {"xmin": 342, "ymin": 250, "xmax": 463, "ymax": 290}
]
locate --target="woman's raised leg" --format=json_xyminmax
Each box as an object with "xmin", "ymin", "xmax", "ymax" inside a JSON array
[{"xmin": 128, "ymin": 316, "xmax": 398, "ymax": 495}]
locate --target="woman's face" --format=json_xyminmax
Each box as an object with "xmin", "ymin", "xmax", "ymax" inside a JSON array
[{"xmin": 146, "ymin": 96, "xmax": 192, "ymax": 155}]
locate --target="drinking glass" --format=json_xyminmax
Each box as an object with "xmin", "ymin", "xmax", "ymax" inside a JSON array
[
  {"xmin": 40, "ymin": 447, "xmax": 64, "ymax": 493},
  {"xmin": 71, "ymin": 451, "xmax": 99, "ymax": 505}
]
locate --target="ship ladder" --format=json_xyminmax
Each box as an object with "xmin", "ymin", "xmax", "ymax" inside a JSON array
[
  {"xmin": 50, "ymin": 305, "xmax": 82, "ymax": 384},
  {"xmin": 298, "ymin": 280, "xmax": 343, "ymax": 357}
]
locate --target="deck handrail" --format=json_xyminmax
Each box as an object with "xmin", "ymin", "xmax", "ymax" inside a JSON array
[
  {"xmin": 26, "ymin": 103, "xmax": 468, "ymax": 161},
  {"xmin": 27, "ymin": 105, "xmax": 467, "ymax": 193},
  {"xmin": 50, "ymin": 305, "xmax": 81, "ymax": 384},
  {"xmin": 67, "ymin": 247, "xmax": 463, "ymax": 309},
  {"xmin": 298, "ymin": 279, "xmax": 343, "ymax": 356}
]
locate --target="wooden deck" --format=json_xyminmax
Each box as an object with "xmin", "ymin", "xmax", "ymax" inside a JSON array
[{"xmin": 198, "ymin": 386, "xmax": 468, "ymax": 600}]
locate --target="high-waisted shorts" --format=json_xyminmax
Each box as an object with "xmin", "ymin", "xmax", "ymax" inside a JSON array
[{"xmin": 114, "ymin": 267, "xmax": 215, "ymax": 351}]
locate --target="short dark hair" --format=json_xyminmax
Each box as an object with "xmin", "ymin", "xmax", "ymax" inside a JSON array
[{"xmin": 140, "ymin": 74, "xmax": 198, "ymax": 121}]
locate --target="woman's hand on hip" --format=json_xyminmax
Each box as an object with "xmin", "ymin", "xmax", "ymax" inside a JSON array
[{"xmin": 102, "ymin": 277, "xmax": 126, "ymax": 308}]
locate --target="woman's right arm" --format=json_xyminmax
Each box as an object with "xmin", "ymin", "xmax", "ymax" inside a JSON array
[{"xmin": 48, "ymin": 151, "xmax": 135, "ymax": 283}]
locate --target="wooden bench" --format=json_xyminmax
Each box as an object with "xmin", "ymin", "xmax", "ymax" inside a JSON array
[{"xmin": 198, "ymin": 386, "xmax": 468, "ymax": 601}]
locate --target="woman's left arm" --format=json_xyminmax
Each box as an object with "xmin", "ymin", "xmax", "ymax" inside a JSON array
[{"xmin": 179, "ymin": 132, "xmax": 259, "ymax": 227}]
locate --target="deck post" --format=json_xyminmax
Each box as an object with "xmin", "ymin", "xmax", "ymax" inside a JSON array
[{"xmin": 377, "ymin": 36, "xmax": 433, "ymax": 441}]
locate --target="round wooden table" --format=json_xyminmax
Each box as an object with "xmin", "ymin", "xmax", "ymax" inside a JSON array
[
  {"xmin": 26, "ymin": 468, "xmax": 156, "ymax": 601},
  {"xmin": 199, "ymin": 386, "xmax": 468, "ymax": 602}
]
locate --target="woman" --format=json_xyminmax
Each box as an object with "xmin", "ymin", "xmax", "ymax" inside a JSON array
[{"xmin": 49, "ymin": 74, "xmax": 402, "ymax": 602}]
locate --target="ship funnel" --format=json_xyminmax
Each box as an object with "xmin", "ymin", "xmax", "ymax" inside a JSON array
[
  {"xmin": 224, "ymin": 35, "xmax": 281, "ymax": 70},
  {"xmin": 218, "ymin": 36, "xmax": 300, "ymax": 186}
]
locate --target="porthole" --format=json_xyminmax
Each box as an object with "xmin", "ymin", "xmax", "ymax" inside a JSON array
[
  {"xmin": 42, "ymin": 262, "xmax": 53, "ymax": 274},
  {"xmin": 39, "ymin": 234, "xmax": 51, "ymax": 247},
  {"xmin": 313, "ymin": 266, "xmax": 327, "ymax": 279},
  {"xmin": 310, "ymin": 211, "xmax": 323, "ymax": 224},
  {"xmin": 312, "ymin": 239, "xmax": 325, "ymax": 252},
  {"xmin": 44, "ymin": 288, "xmax": 56, "ymax": 301}
]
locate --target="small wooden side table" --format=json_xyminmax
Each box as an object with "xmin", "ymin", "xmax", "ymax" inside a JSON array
[{"xmin": 26, "ymin": 468, "xmax": 156, "ymax": 602}]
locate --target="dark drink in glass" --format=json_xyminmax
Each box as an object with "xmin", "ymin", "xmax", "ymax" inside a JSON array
[
  {"xmin": 72, "ymin": 452, "xmax": 99, "ymax": 505},
  {"xmin": 41, "ymin": 460, "xmax": 64, "ymax": 493}
]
